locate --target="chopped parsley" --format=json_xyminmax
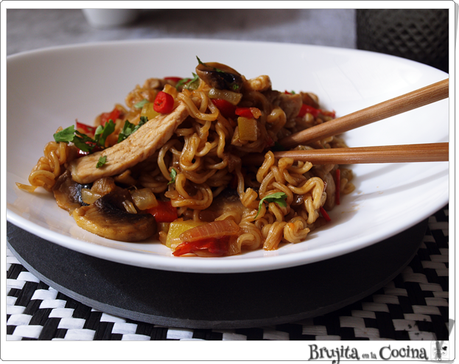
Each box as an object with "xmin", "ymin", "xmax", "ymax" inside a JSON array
[
  {"xmin": 255, "ymin": 192, "xmax": 287, "ymax": 219},
  {"xmin": 117, "ymin": 116, "xmax": 148, "ymax": 143},
  {"xmin": 54, "ymin": 116, "xmax": 148, "ymax": 168},
  {"xmin": 94, "ymin": 120, "xmax": 116, "ymax": 148},
  {"xmin": 53, "ymin": 125, "xmax": 76, "ymax": 143},
  {"xmin": 54, "ymin": 120, "xmax": 116, "ymax": 152},
  {"xmin": 168, "ymin": 168, "xmax": 177, "ymax": 185},
  {"xmin": 96, "ymin": 156, "xmax": 107, "ymax": 168}
]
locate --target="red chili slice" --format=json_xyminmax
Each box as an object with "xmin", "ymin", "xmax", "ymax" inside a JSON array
[
  {"xmin": 211, "ymin": 99, "xmax": 236, "ymax": 119},
  {"xmin": 153, "ymin": 91, "xmax": 174, "ymax": 114}
]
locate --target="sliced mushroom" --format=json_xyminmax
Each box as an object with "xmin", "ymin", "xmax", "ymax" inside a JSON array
[
  {"xmin": 196, "ymin": 61, "xmax": 244, "ymax": 91},
  {"xmin": 72, "ymin": 188, "xmax": 157, "ymax": 241},
  {"xmin": 53, "ymin": 170, "xmax": 90, "ymax": 213},
  {"xmin": 313, "ymin": 165, "xmax": 336, "ymax": 211}
]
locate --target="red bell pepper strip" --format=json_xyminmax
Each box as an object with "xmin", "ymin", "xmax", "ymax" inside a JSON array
[
  {"xmin": 164, "ymin": 77, "xmax": 183, "ymax": 83},
  {"xmin": 298, "ymin": 104, "xmax": 320, "ymax": 118},
  {"xmin": 335, "ymin": 168, "xmax": 341, "ymax": 206},
  {"xmin": 211, "ymin": 99, "xmax": 236, "ymax": 119},
  {"xmin": 173, "ymin": 236, "xmax": 230, "ymax": 257},
  {"xmin": 297, "ymin": 104, "xmax": 336, "ymax": 119},
  {"xmin": 153, "ymin": 91, "xmax": 174, "ymax": 114},
  {"xmin": 319, "ymin": 206, "xmax": 331, "ymax": 222},
  {"xmin": 146, "ymin": 200, "xmax": 178, "ymax": 223},
  {"xmin": 100, "ymin": 108, "xmax": 121, "ymax": 126},
  {"xmin": 76, "ymin": 121, "xmax": 96, "ymax": 136},
  {"xmin": 235, "ymin": 107, "xmax": 254, "ymax": 118}
]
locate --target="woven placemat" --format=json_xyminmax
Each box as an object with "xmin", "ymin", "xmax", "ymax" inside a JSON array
[{"xmin": 6, "ymin": 206, "xmax": 449, "ymax": 341}]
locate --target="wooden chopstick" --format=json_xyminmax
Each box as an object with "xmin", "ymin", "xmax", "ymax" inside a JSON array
[
  {"xmin": 244, "ymin": 143, "xmax": 448, "ymax": 165},
  {"xmin": 279, "ymin": 79, "xmax": 449, "ymax": 149}
]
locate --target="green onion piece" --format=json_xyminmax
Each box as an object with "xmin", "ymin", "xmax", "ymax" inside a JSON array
[
  {"xmin": 134, "ymin": 99, "xmax": 149, "ymax": 109},
  {"xmin": 185, "ymin": 73, "xmax": 200, "ymax": 90},
  {"xmin": 196, "ymin": 56, "xmax": 206, "ymax": 65}
]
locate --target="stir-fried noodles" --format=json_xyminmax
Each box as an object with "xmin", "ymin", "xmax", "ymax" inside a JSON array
[{"xmin": 17, "ymin": 58, "xmax": 355, "ymax": 257}]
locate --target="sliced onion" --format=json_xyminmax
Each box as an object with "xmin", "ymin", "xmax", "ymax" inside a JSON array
[
  {"xmin": 130, "ymin": 188, "xmax": 158, "ymax": 210},
  {"xmin": 208, "ymin": 88, "xmax": 242, "ymax": 105},
  {"xmin": 179, "ymin": 219, "xmax": 240, "ymax": 242}
]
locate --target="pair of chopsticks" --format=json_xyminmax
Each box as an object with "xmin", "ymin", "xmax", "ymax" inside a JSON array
[{"xmin": 247, "ymin": 78, "xmax": 449, "ymax": 165}]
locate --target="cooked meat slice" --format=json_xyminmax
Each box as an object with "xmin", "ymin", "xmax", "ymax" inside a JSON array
[
  {"xmin": 68, "ymin": 102, "xmax": 189, "ymax": 184},
  {"xmin": 72, "ymin": 188, "xmax": 156, "ymax": 241},
  {"xmin": 301, "ymin": 92, "xmax": 320, "ymax": 109},
  {"xmin": 277, "ymin": 92, "xmax": 303, "ymax": 120},
  {"xmin": 262, "ymin": 90, "xmax": 302, "ymax": 120}
]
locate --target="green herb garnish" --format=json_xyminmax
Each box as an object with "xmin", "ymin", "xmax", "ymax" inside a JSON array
[
  {"xmin": 72, "ymin": 130, "xmax": 97, "ymax": 152},
  {"xmin": 96, "ymin": 156, "xmax": 107, "ymax": 168},
  {"xmin": 54, "ymin": 120, "xmax": 115, "ymax": 153},
  {"xmin": 176, "ymin": 73, "xmax": 200, "ymax": 90},
  {"xmin": 54, "ymin": 116, "xmax": 147, "ymax": 168},
  {"xmin": 117, "ymin": 117, "xmax": 148, "ymax": 143},
  {"xmin": 168, "ymin": 168, "xmax": 177, "ymax": 185},
  {"xmin": 255, "ymin": 192, "xmax": 287, "ymax": 219},
  {"xmin": 53, "ymin": 125, "xmax": 76, "ymax": 143},
  {"xmin": 196, "ymin": 56, "xmax": 206, "ymax": 66},
  {"xmin": 94, "ymin": 120, "xmax": 116, "ymax": 148}
]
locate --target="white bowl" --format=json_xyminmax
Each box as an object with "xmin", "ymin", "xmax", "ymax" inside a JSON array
[{"xmin": 7, "ymin": 39, "xmax": 449, "ymax": 273}]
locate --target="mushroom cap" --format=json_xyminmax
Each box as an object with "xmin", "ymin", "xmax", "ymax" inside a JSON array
[
  {"xmin": 196, "ymin": 61, "xmax": 244, "ymax": 91},
  {"xmin": 73, "ymin": 188, "xmax": 157, "ymax": 242}
]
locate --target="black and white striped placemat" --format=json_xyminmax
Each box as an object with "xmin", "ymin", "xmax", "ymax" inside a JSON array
[{"xmin": 6, "ymin": 206, "xmax": 449, "ymax": 340}]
